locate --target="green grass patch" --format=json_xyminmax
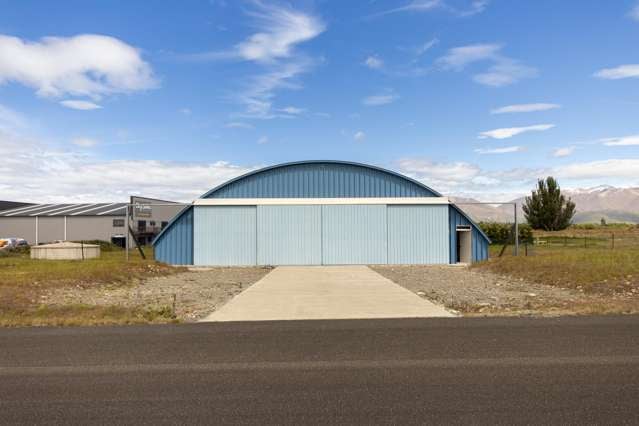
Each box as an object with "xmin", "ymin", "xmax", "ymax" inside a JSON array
[
  {"xmin": 0, "ymin": 248, "xmax": 185, "ymax": 326},
  {"xmin": 0, "ymin": 248, "xmax": 179, "ymax": 289},
  {"xmin": 0, "ymin": 304, "xmax": 179, "ymax": 327},
  {"xmin": 478, "ymin": 246, "xmax": 639, "ymax": 294}
]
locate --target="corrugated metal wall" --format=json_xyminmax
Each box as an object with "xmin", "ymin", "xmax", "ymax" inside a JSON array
[
  {"xmin": 387, "ymin": 205, "xmax": 449, "ymax": 264},
  {"xmin": 321, "ymin": 205, "xmax": 388, "ymax": 264},
  {"xmin": 257, "ymin": 205, "xmax": 322, "ymax": 265},
  {"xmin": 154, "ymin": 207, "xmax": 193, "ymax": 265},
  {"xmin": 206, "ymin": 162, "xmax": 438, "ymax": 198},
  {"xmin": 194, "ymin": 206, "xmax": 256, "ymax": 266},
  {"xmin": 449, "ymin": 205, "xmax": 489, "ymax": 263}
]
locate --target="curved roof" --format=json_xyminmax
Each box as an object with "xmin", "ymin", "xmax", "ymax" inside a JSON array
[
  {"xmin": 201, "ymin": 160, "xmax": 442, "ymax": 199},
  {"xmin": 154, "ymin": 160, "xmax": 490, "ymax": 246}
]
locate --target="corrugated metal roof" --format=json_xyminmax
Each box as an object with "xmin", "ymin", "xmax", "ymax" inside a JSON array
[
  {"xmin": 202, "ymin": 160, "xmax": 442, "ymax": 199},
  {"xmin": 0, "ymin": 203, "xmax": 127, "ymax": 217}
]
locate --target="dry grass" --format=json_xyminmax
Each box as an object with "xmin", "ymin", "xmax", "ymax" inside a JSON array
[
  {"xmin": 477, "ymin": 246, "xmax": 639, "ymax": 295},
  {"xmin": 0, "ymin": 304, "xmax": 179, "ymax": 327},
  {"xmin": 0, "ymin": 248, "xmax": 185, "ymax": 326}
]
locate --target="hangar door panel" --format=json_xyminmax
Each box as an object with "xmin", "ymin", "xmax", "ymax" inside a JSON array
[
  {"xmin": 193, "ymin": 206, "xmax": 256, "ymax": 266},
  {"xmin": 257, "ymin": 205, "xmax": 321, "ymax": 265},
  {"xmin": 321, "ymin": 205, "xmax": 387, "ymax": 265},
  {"xmin": 387, "ymin": 205, "xmax": 449, "ymax": 264}
]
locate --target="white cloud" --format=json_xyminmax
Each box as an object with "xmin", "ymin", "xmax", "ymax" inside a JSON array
[
  {"xmin": 0, "ymin": 103, "xmax": 26, "ymax": 129},
  {"xmin": 473, "ymin": 58, "xmax": 536, "ymax": 87},
  {"xmin": 457, "ymin": 0, "xmax": 489, "ymax": 17},
  {"xmin": 372, "ymin": 0, "xmax": 442, "ymax": 17},
  {"xmin": 594, "ymin": 64, "xmax": 639, "ymax": 80},
  {"xmin": 553, "ymin": 146, "xmax": 575, "ymax": 157},
  {"xmin": 600, "ymin": 135, "xmax": 639, "ymax": 146},
  {"xmin": 0, "ymin": 129, "xmax": 252, "ymax": 203},
  {"xmin": 438, "ymin": 43, "xmax": 536, "ymax": 87},
  {"xmin": 225, "ymin": 121, "xmax": 254, "ymax": 129},
  {"xmin": 234, "ymin": 3, "xmax": 325, "ymax": 63},
  {"xmin": 475, "ymin": 146, "xmax": 524, "ymax": 154},
  {"xmin": 0, "ymin": 34, "xmax": 157, "ymax": 100},
  {"xmin": 278, "ymin": 106, "xmax": 305, "ymax": 115},
  {"xmin": 491, "ymin": 103, "xmax": 560, "ymax": 114},
  {"xmin": 203, "ymin": 4, "xmax": 324, "ymax": 120},
  {"xmin": 257, "ymin": 135, "xmax": 269, "ymax": 144},
  {"xmin": 479, "ymin": 124, "xmax": 555, "ymax": 139},
  {"xmin": 397, "ymin": 156, "xmax": 639, "ymax": 201},
  {"xmin": 371, "ymin": 0, "xmax": 489, "ymax": 18},
  {"xmin": 237, "ymin": 59, "xmax": 313, "ymax": 119},
  {"xmin": 413, "ymin": 38, "xmax": 439, "ymax": 56},
  {"xmin": 437, "ymin": 43, "xmax": 501, "ymax": 70},
  {"xmin": 555, "ymin": 159, "xmax": 639, "ymax": 180},
  {"xmin": 364, "ymin": 55, "xmax": 383, "ymax": 69},
  {"xmin": 629, "ymin": 3, "xmax": 639, "ymax": 21},
  {"xmin": 354, "ymin": 131, "xmax": 366, "ymax": 141},
  {"xmin": 72, "ymin": 137, "xmax": 99, "ymax": 147},
  {"xmin": 60, "ymin": 100, "xmax": 102, "ymax": 110},
  {"xmin": 362, "ymin": 91, "xmax": 399, "ymax": 106},
  {"xmin": 179, "ymin": 108, "xmax": 192, "ymax": 115}
]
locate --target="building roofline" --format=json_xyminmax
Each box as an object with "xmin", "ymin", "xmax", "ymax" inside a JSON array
[{"xmin": 200, "ymin": 160, "xmax": 443, "ymax": 199}]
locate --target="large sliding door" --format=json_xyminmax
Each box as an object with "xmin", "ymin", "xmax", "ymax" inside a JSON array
[
  {"xmin": 193, "ymin": 206, "xmax": 256, "ymax": 266},
  {"xmin": 193, "ymin": 203, "xmax": 450, "ymax": 266},
  {"xmin": 321, "ymin": 205, "xmax": 387, "ymax": 265},
  {"xmin": 387, "ymin": 205, "xmax": 449, "ymax": 264},
  {"xmin": 257, "ymin": 205, "xmax": 321, "ymax": 265}
]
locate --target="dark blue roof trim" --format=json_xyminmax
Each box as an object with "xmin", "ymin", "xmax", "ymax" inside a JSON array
[
  {"xmin": 449, "ymin": 203, "xmax": 491, "ymax": 243},
  {"xmin": 200, "ymin": 160, "xmax": 443, "ymax": 199},
  {"xmin": 152, "ymin": 205, "xmax": 192, "ymax": 246}
]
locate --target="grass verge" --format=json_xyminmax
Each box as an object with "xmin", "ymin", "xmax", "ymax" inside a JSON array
[
  {"xmin": 0, "ymin": 304, "xmax": 178, "ymax": 327},
  {"xmin": 476, "ymin": 246, "xmax": 639, "ymax": 295},
  {"xmin": 0, "ymin": 247, "xmax": 184, "ymax": 326}
]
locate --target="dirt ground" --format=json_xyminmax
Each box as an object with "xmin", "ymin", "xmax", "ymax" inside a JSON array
[
  {"xmin": 372, "ymin": 265, "xmax": 639, "ymax": 316},
  {"xmin": 43, "ymin": 267, "xmax": 272, "ymax": 321}
]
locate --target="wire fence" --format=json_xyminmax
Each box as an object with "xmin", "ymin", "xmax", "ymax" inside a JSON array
[{"xmin": 532, "ymin": 232, "xmax": 639, "ymax": 250}]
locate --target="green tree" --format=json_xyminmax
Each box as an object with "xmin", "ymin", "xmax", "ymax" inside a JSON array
[{"xmin": 523, "ymin": 177, "xmax": 576, "ymax": 231}]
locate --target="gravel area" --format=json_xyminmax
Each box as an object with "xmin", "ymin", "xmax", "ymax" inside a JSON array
[
  {"xmin": 371, "ymin": 265, "xmax": 606, "ymax": 316},
  {"xmin": 43, "ymin": 267, "xmax": 272, "ymax": 321}
]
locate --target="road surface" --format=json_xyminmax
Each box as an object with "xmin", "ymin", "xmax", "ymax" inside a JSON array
[{"xmin": 1, "ymin": 316, "xmax": 638, "ymax": 424}]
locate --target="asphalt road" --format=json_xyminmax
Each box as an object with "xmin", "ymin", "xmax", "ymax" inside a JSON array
[{"xmin": 1, "ymin": 316, "xmax": 639, "ymax": 425}]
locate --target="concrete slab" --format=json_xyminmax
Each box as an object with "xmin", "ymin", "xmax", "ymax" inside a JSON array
[{"xmin": 201, "ymin": 265, "xmax": 455, "ymax": 322}]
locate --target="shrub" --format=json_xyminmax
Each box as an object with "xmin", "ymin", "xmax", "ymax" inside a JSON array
[{"xmin": 479, "ymin": 222, "xmax": 533, "ymax": 244}]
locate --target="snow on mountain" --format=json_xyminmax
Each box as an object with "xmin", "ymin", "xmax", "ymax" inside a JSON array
[{"xmin": 450, "ymin": 186, "xmax": 639, "ymax": 224}]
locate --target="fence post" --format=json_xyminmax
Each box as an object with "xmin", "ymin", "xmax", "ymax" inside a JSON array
[{"xmin": 612, "ymin": 233, "xmax": 615, "ymax": 250}]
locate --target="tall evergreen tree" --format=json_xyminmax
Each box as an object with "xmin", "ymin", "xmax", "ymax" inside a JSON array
[{"xmin": 523, "ymin": 177, "xmax": 576, "ymax": 231}]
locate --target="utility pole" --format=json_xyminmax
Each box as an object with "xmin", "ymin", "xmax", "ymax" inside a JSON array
[
  {"xmin": 125, "ymin": 204, "xmax": 129, "ymax": 261},
  {"xmin": 514, "ymin": 203, "xmax": 519, "ymax": 256}
]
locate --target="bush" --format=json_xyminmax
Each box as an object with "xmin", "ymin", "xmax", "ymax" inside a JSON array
[
  {"xmin": 0, "ymin": 245, "xmax": 30, "ymax": 258},
  {"xmin": 479, "ymin": 222, "xmax": 533, "ymax": 245}
]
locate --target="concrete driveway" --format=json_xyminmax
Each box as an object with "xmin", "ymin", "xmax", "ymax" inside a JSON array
[{"xmin": 201, "ymin": 265, "xmax": 454, "ymax": 322}]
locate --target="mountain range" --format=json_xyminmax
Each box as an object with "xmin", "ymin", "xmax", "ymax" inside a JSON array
[{"xmin": 451, "ymin": 186, "xmax": 639, "ymax": 224}]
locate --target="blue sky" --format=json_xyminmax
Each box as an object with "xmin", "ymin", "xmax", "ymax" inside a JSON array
[{"xmin": 1, "ymin": 0, "xmax": 639, "ymax": 202}]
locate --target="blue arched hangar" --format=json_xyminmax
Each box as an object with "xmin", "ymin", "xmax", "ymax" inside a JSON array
[{"xmin": 153, "ymin": 161, "xmax": 489, "ymax": 266}]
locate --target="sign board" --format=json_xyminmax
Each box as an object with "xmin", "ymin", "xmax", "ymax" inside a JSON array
[{"xmin": 134, "ymin": 203, "xmax": 152, "ymax": 218}]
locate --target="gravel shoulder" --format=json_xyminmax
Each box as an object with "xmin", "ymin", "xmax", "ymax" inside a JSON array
[
  {"xmin": 371, "ymin": 265, "xmax": 637, "ymax": 316},
  {"xmin": 43, "ymin": 267, "xmax": 272, "ymax": 322}
]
